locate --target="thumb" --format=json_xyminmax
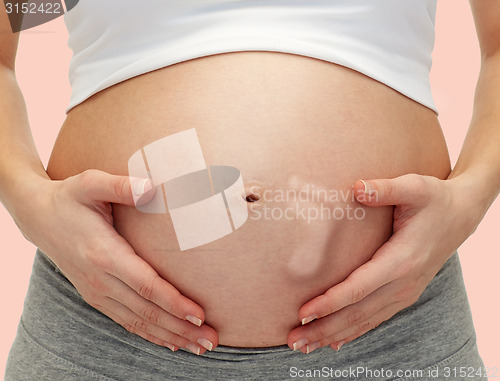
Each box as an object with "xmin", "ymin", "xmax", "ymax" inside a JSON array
[
  {"xmin": 77, "ymin": 170, "xmax": 155, "ymax": 206},
  {"xmin": 353, "ymin": 174, "xmax": 429, "ymax": 207},
  {"xmin": 128, "ymin": 177, "xmax": 156, "ymax": 206}
]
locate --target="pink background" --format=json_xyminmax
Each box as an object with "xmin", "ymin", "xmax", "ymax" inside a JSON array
[{"xmin": 1, "ymin": 1, "xmax": 498, "ymax": 377}]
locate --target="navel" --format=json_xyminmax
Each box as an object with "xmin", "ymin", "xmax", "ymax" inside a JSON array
[{"xmin": 245, "ymin": 193, "xmax": 261, "ymax": 203}]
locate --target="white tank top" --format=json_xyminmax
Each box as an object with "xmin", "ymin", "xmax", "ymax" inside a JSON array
[{"xmin": 64, "ymin": 0, "xmax": 438, "ymax": 113}]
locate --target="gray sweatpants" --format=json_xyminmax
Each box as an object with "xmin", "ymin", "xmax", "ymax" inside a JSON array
[{"xmin": 5, "ymin": 249, "xmax": 485, "ymax": 380}]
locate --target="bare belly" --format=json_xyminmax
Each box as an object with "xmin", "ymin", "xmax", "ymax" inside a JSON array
[{"xmin": 46, "ymin": 51, "xmax": 451, "ymax": 347}]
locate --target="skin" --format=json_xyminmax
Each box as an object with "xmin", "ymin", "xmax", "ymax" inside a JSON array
[
  {"xmin": 45, "ymin": 50, "xmax": 450, "ymax": 350},
  {"xmin": 287, "ymin": 0, "xmax": 500, "ymax": 353},
  {"xmin": 0, "ymin": 0, "xmax": 499, "ymax": 358}
]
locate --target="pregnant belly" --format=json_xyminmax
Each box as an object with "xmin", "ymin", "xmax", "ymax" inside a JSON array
[{"xmin": 46, "ymin": 51, "xmax": 451, "ymax": 347}]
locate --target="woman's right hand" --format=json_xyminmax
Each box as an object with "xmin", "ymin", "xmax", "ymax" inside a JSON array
[{"xmin": 12, "ymin": 169, "xmax": 218, "ymax": 355}]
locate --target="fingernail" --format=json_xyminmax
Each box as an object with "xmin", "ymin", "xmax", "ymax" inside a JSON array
[
  {"xmin": 301, "ymin": 314, "xmax": 317, "ymax": 325},
  {"xmin": 186, "ymin": 315, "xmax": 202, "ymax": 327},
  {"xmin": 292, "ymin": 338, "xmax": 308, "ymax": 351},
  {"xmin": 186, "ymin": 343, "xmax": 201, "ymax": 355},
  {"xmin": 336, "ymin": 340, "xmax": 346, "ymax": 351},
  {"xmin": 163, "ymin": 342, "xmax": 175, "ymax": 351},
  {"xmin": 132, "ymin": 178, "xmax": 151, "ymax": 196},
  {"xmin": 360, "ymin": 180, "xmax": 375, "ymax": 196},
  {"xmin": 305, "ymin": 341, "xmax": 321, "ymax": 354},
  {"xmin": 197, "ymin": 338, "xmax": 213, "ymax": 351}
]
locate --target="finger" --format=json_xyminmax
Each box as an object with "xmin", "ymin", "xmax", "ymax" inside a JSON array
[
  {"xmin": 107, "ymin": 238, "xmax": 207, "ymax": 327},
  {"xmin": 106, "ymin": 274, "xmax": 218, "ymax": 349},
  {"xmin": 289, "ymin": 280, "xmax": 403, "ymax": 349},
  {"xmin": 353, "ymin": 174, "xmax": 431, "ymax": 207},
  {"xmin": 75, "ymin": 169, "xmax": 155, "ymax": 206},
  {"xmin": 97, "ymin": 302, "xmax": 179, "ymax": 351},
  {"xmin": 326, "ymin": 301, "xmax": 404, "ymax": 352},
  {"xmin": 99, "ymin": 298, "xmax": 207, "ymax": 355},
  {"xmin": 298, "ymin": 250, "xmax": 398, "ymax": 324}
]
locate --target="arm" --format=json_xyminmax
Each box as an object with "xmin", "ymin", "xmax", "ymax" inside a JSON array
[
  {"xmin": 0, "ymin": 3, "xmax": 217, "ymax": 355},
  {"xmin": 0, "ymin": 2, "xmax": 50, "ymax": 217},
  {"xmin": 448, "ymin": 0, "xmax": 500, "ymax": 207},
  {"xmin": 287, "ymin": 1, "xmax": 500, "ymax": 353}
]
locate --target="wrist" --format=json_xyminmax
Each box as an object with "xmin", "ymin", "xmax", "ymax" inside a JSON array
[
  {"xmin": 448, "ymin": 160, "xmax": 500, "ymax": 203},
  {"xmin": 446, "ymin": 168, "xmax": 498, "ymax": 230},
  {"xmin": 0, "ymin": 166, "xmax": 52, "ymax": 219}
]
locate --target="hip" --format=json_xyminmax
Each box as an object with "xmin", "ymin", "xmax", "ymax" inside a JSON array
[{"xmin": 5, "ymin": 248, "xmax": 485, "ymax": 381}]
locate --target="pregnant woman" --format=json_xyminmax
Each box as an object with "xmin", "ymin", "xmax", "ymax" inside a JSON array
[{"xmin": 2, "ymin": 1, "xmax": 499, "ymax": 380}]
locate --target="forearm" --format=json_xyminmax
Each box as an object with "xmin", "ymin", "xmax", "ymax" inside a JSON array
[
  {"xmin": 448, "ymin": 51, "xmax": 500, "ymax": 210},
  {"xmin": 0, "ymin": 66, "xmax": 50, "ymax": 215}
]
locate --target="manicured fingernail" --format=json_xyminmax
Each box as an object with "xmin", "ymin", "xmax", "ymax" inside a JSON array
[
  {"xmin": 186, "ymin": 343, "xmax": 201, "ymax": 355},
  {"xmin": 301, "ymin": 314, "xmax": 317, "ymax": 325},
  {"xmin": 292, "ymin": 338, "xmax": 308, "ymax": 351},
  {"xmin": 133, "ymin": 178, "xmax": 151, "ymax": 196},
  {"xmin": 360, "ymin": 180, "xmax": 375, "ymax": 196},
  {"xmin": 197, "ymin": 338, "xmax": 213, "ymax": 351},
  {"xmin": 336, "ymin": 340, "xmax": 346, "ymax": 351},
  {"xmin": 305, "ymin": 341, "xmax": 321, "ymax": 354},
  {"xmin": 163, "ymin": 342, "xmax": 175, "ymax": 351},
  {"xmin": 186, "ymin": 315, "xmax": 202, "ymax": 327}
]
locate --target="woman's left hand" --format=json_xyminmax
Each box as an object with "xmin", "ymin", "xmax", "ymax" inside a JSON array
[{"xmin": 287, "ymin": 173, "xmax": 486, "ymax": 354}]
